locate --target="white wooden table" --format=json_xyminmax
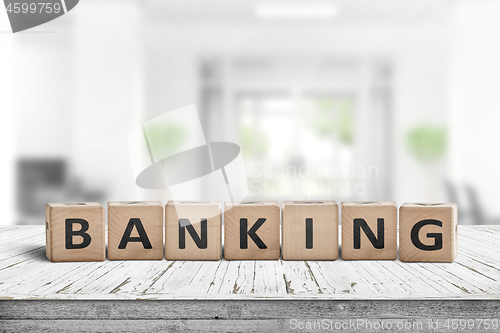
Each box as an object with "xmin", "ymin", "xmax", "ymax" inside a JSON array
[{"xmin": 1, "ymin": 225, "xmax": 500, "ymax": 332}]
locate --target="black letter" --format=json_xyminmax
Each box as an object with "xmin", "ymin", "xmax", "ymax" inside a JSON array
[
  {"xmin": 240, "ymin": 218, "xmax": 267, "ymax": 249},
  {"xmin": 306, "ymin": 218, "xmax": 313, "ymax": 249},
  {"xmin": 118, "ymin": 218, "xmax": 152, "ymax": 249},
  {"xmin": 179, "ymin": 218, "xmax": 207, "ymax": 249},
  {"xmin": 353, "ymin": 218, "xmax": 384, "ymax": 249},
  {"xmin": 411, "ymin": 219, "xmax": 443, "ymax": 251},
  {"xmin": 65, "ymin": 219, "xmax": 91, "ymax": 249}
]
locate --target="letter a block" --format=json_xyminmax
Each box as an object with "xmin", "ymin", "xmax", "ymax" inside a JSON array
[
  {"xmin": 165, "ymin": 201, "xmax": 222, "ymax": 260},
  {"xmin": 224, "ymin": 202, "xmax": 280, "ymax": 260},
  {"xmin": 341, "ymin": 201, "xmax": 397, "ymax": 260},
  {"xmin": 282, "ymin": 201, "xmax": 338, "ymax": 260},
  {"xmin": 45, "ymin": 202, "xmax": 105, "ymax": 262},
  {"xmin": 399, "ymin": 203, "xmax": 458, "ymax": 262},
  {"xmin": 108, "ymin": 201, "xmax": 163, "ymax": 260}
]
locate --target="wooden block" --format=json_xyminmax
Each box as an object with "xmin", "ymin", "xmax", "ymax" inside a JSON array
[
  {"xmin": 224, "ymin": 201, "xmax": 280, "ymax": 260},
  {"xmin": 165, "ymin": 201, "xmax": 222, "ymax": 260},
  {"xmin": 45, "ymin": 202, "xmax": 105, "ymax": 262},
  {"xmin": 108, "ymin": 201, "xmax": 163, "ymax": 260},
  {"xmin": 399, "ymin": 202, "xmax": 458, "ymax": 262},
  {"xmin": 281, "ymin": 201, "xmax": 338, "ymax": 261},
  {"xmin": 341, "ymin": 201, "xmax": 397, "ymax": 260}
]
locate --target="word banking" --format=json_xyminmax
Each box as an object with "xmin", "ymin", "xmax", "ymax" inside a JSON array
[{"xmin": 45, "ymin": 201, "xmax": 457, "ymax": 263}]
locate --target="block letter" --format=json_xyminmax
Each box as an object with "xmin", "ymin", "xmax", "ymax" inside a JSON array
[
  {"xmin": 411, "ymin": 219, "xmax": 443, "ymax": 251},
  {"xmin": 179, "ymin": 218, "xmax": 208, "ymax": 249},
  {"xmin": 305, "ymin": 218, "xmax": 313, "ymax": 249},
  {"xmin": 400, "ymin": 203, "xmax": 457, "ymax": 262},
  {"xmin": 353, "ymin": 218, "xmax": 384, "ymax": 249},
  {"xmin": 240, "ymin": 218, "xmax": 267, "ymax": 249},
  {"xmin": 45, "ymin": 202, "xmax": 105, "ymax": 262},
  {"xmin": 65, "ymin": 218, "xmax": 91, "ymax": 249},
  {"xmin": 224, "ymin": 202, "xmax": 280, "ymax": 260},
  {"xmin": 108, "ymin": 201, "xmax": 163, "ymax": 260},
  {"xmin": 282, "ymin": 201, "xmax": 338, "ymax": 260},
  {"xmin": 341, "ymin": 201, "xmax": 397, "ymax": 260},
  {"xmin": 165, "ymin": 201, "xmax": 221, "ymax": 260},
  {"xmin": 118, "ymin": 218, "xmax": 152, "ymax": 249}
]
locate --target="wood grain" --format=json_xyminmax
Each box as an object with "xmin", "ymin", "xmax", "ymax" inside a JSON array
[
  {"xmin": 399, "ymin": 203, "xmax": 458, "ymax": 262},
  {"xmin": 224, "ymin": 202, "xmax": 280, "ymax": 260},
  {"xmin": 108, "ymin": 201, "xmax": 163, "ymax": 260},
  {"xmin": 282, "ymin": 201, "xmax": 338, "ymax": 260},
  {"xmin": 2, "ymin": 300, "xmax": 500, "ymax": 333},
  {"xmin": 45, "ymin": 203, "xmax": 105, "ymax": 262},
  {"xmin": 341, "ymin": 201, "xmax": 397, "ymax": 260},
  {"xmin": 165, "ymin": 201, "xmax": 221, "ymax": 260},
  {"xmin": 1, "ymin": 226, "xmax": 499, "ymax": 300}
]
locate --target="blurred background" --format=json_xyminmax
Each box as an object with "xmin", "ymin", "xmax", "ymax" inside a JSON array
[{"xmin": 1, "ymin": 0, "xmax": 499, "ymax": 225}]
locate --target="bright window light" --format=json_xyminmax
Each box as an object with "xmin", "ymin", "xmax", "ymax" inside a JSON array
[{"xmin": 255, "ymin": 3, "xmax": 339, "ymax": 20}]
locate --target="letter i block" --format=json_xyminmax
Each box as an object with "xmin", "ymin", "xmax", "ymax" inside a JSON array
[
  {"xmin": 399, "ymin": 203, "xmax": 458, "ymax": 262},
  {"xmin": 341, "ymin": 201, "xmax": 397, "ymax": 260},
  {"xmin": 108, "ymin": 201, "xmax": 163, "ymax": 260},
  {"xmin": 282, "ymin": 201, "xmax": 338, "ymax": 260},
  {"xmin": 224, "ymin": 202, "xmax": 280, "ymax": 260},
  {"xmin": 165, "ymin": 201, "xmax": 222, "ymax": 260},
  {"xmin": 45, "ymin": 202, "xmax": 105, "ymax": 262}
]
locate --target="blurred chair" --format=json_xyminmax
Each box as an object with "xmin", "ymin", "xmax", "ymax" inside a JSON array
[
  {"xmin": 444, "ymin": 181, "xmax": 484, "ymax": 225},
  {"xmin": 16, "ymin": 158, "xmax": 105, "ymax": 225}
]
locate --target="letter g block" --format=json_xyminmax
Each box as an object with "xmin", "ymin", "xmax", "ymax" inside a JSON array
[
  {"xmin": 399, "ymin": 203, "xmax": 458, "ymax": 262},
  {"xmin": 45, "ymin": 202, "xmax": 105, "ymax": 262}
]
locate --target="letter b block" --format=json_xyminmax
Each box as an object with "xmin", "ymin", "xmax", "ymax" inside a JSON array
[
  {"xmin": 282, "ymin": 201, "xmax": 338, "ymax": 260},
  {"xmin": 399, "ymin": 203, "xmax": 458, "ymax": 262},
  {"xmin": 224, "ymin": 202, "xmax": 280, "ymax": 260},
  {"xmin": 341, "ymin": 201, "xmax": 397, "ymax": 260},
  {"xmin": 165, "ymin": 201, "xmax": 222, "ymax": 260},
  {"xmin": 45, "ymin": 202, "xmax": 105, "ymax": 262},
  {"xmin": 108, "ymin": 201, "xmax": 163, "ymax": 260}
]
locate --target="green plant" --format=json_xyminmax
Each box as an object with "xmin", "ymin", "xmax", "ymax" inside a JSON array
[
  {"xmin": 406, "ymin": 125, "xmax": 447, "ymax": 162},
  {"xmin": 240, "ymin": 126, "xmax": 269, "ymax": 157}
]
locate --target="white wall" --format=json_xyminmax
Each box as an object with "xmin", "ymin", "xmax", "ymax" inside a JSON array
[
  {"xmin": 450, "ymin": 0, "xmax": 500, "ymax": 217},
  {"xmin": 146, "ymin": 22, "xmax": 450, "ymax": 205}
]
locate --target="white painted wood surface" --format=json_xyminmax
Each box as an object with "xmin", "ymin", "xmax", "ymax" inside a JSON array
[{"xmin": 0, "ymin": 226, "xmax": 499, "ymax": 300}]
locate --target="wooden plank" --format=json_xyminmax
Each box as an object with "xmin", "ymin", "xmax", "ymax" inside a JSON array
[
  {"xmin": 2, "ymin": 300, "xmax": 500, "ymax": 319},
  {"xmin": 1, "ymin": 226, "xmax": 500, "ymax": 300},
  {"xmin": 281, "ymin": 260, "xmax": 322, "ymax": 294}
]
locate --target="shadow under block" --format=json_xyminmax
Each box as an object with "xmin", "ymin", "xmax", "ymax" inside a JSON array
[
  {"xmin": 341, "ymin": 201, "xmax": 397, "ymax": 260},
  {"xmin": 399, "ymin": 203, "xmax": 458, "ymax": 263},
  {"xmin": 281, "ymin": 201, "xmax": 338, "ymax": 261},
  {"xmin": 45, "ymin": 202, "xmax": 105, "ymax": 262},
  {"xmin": 224, "ymin": 201, "xmax": 280, "ymax": 260},
  {"xmin": 108, "ymin": 201, "xmax": 163, "ymax": 260},
  {"xmin": 165, "ymin": 201, "xmax": 222, "ymax": 260}
]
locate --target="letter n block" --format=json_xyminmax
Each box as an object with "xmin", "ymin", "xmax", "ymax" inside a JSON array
[
  {"xmin": 282, "ymin": 201, "xmax": 338, "ymax": 260},
  {"xmin": 165, "ymin": 201, "xmax": 222, "ymax": 260},
  {"xmin": 108, "ymin": 201, "xmax": 163, "ymax": 260},
  {"xmin": 45, "ymin": 202, "xmax": 105, "ymax": 262},
  {"xmin": 399, "ymin": 203, "xmax": 458, "ymax": 262},
  {"xmin": 341, "ymin": 201, "xmax": 397, "ymax": 260},
  {"xmin": 224, "ymin": 202, "xmax": 280, "ymax": 260}
]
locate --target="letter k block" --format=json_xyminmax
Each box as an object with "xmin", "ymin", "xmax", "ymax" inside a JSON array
[{"xmin": 224, "ymin": 202, "xmax": 280, "ymax": 260}]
